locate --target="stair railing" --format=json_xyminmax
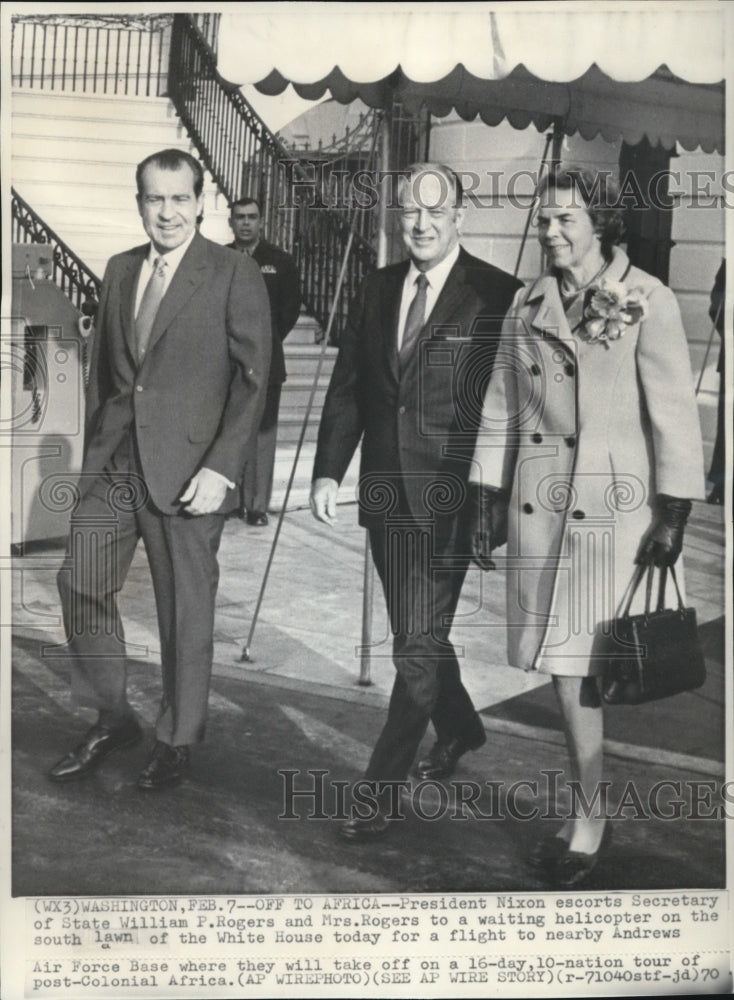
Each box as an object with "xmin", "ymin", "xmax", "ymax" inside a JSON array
[
  {"xmin": 11, "ymin": 13, "xmax": 171, "ymax": 97},
  {"xmin": 11, "ymin": 187, "xmax": 101, "ymax": 310},
  {"xmin": 167, "ymin": 13, "xmax": 377, "ymax": 343}
]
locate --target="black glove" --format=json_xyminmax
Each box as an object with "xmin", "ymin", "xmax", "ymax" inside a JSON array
[
  {"xmin": 636, "ymin": 494, "xmax": 692, "ymax": 567},
  {"xmin": 468, "ymin": 484, "xmax": 508, "ymax": 571}
]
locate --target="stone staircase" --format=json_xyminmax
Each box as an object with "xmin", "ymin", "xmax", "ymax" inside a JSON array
[
  {"xmin": 11, "ymin": 89, "xmax": 233, "ymax": 276},
  {"xmin": 273, "ymin": 325, "xmax": 361, "ymax": 513},
  {"xmin": 11, "ymin": 87, "xmax": 359, "ymax": 513}
]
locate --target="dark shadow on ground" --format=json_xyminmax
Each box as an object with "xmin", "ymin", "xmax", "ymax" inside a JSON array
[{"xmin": 12, "ymin": 632, "xmax": 726, "ymax": 897}]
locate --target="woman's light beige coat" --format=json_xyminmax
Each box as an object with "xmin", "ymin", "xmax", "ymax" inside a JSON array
[{"xmin": 472, "ymin": 247, "xmax": 705, "ymax": 675}]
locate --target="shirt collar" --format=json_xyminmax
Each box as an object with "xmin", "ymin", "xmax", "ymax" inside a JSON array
[
  {"xmin": 234, "ymin": 238, "xmax": 259, "ymax": 256},
  {"xmin": 406, "ymin": 242, "xmax": 461, "ymax": 290},
  {"xmin": 526, "ymin": 245, "xmax": 631, "ymax": 304},
  {"xmin": 147, "ymin": 229, "xmax": 196, "ymax": 270}
]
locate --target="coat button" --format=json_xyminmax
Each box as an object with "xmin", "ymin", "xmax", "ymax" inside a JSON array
[
  {"xmin": 136, "ymin": 385, "xmax": 143, "ymax": 392},
  {"xmin": 564, "ymin": 362, "xmax": 576, "ymax": 376},
  {"xmin": 564, "ymin": 436, "xmax": 576, "ymax": 447},
  {"xmin": 531, "ymin": 432, "xmax": 543, "ymax": 443},
  {"xmin": 571, "ymin": 509, "xmax": 586, "ymax": 520},
  {"xmin": 398, "ymin": 405, "xmax": 406, "ymax": 415},
  {"xmin": 523, "ymin": 502, "xmax": 533, "ymax": 514},
  {"xmin": 530, "ymin": 363, "xmax": 541, "ymax": 376}
]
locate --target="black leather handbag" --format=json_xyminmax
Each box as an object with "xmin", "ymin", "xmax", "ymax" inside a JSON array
[{"xmin": 601, "ymin": 564, "xmax": 706, "ymax": 705}]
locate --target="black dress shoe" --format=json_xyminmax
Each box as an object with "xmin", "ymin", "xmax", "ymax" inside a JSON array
[
  {"xmin": 551, "ymin": 824, "xmax": 613, "ymax": 889},
  {"xmin": 415, "ymin": 728, "xmax": 485, "ymax": 781},
  {"xmin": 246, "ymin": 511, "xmax": 269, "ymax": 526},
  {"xmin": 339, "ymin": 812, "xmax": 392, "ymax": 843},
  {"xmin": 527, "ymin": 834, "xmax": 570, "ymax": 872},
  {"xmin": 48, "ymin": 719, "xmax": 142, "ymax": 782},
  {"xmin": 137, "ymin": 741, "xmax": 191, "ymax": 790}
]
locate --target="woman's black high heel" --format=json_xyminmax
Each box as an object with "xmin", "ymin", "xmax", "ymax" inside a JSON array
[
  {"xmin": 551, "ymin": 823, "xmax": 613, "ymax": 888},
  {"xmin": 527, "ymin": 834, "xmax": 570, "ymax": 873}
]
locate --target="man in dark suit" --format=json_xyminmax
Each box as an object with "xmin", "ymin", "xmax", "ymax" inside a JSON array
[
  {"xmin": 310, "ymin": 162, "xmax": 522, "ymax": 840},
  {"xmin": 49, "ymin": 149, "xmax": 271, "ymax": 789},
  {"xmin": 228, "ymin": 197, "xmax": 301, "ymax": 525}
]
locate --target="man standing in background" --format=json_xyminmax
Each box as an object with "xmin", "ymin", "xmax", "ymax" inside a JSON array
[{"xmin": 228, "ymin": 197, "xmax": 302, "ymax": 525}]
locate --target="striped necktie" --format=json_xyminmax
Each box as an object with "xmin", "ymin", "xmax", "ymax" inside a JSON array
[
  {"xmin": 136, "ymin": 257, "xmax": 167, "ymax": 362},
  {"xmin": 399, "ymin": 273, "xmax": 429, "ymax": 370}
]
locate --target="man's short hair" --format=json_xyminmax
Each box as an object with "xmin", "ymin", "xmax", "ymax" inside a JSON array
[
  {"xmin": 136, "ymin": 149, "xmax": 204, "ymax": 198},
  {"xmin": 399, "ymin": 162, "xmax": 464, "ymax": 207},
  {"xmin": 230, "ymin": 196, "xmax": 262, "ymax": 216}
]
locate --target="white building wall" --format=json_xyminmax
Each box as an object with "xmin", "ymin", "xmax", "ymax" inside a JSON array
[
  {"xmin": 428, "ymin": 113, "xmax": 725, "ymax": 471},
  {"xmin": 670, "ymin": 147, "xmax": 726, "ymax": 457}
]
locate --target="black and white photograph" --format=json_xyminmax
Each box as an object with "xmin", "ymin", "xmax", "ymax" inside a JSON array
[{"xmin": 1, "ymin": 2, "xmax": 731, "ymax": 997}]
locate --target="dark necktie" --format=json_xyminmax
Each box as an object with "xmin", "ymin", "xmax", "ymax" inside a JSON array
[
  {"xmin": 399, "ymin": 273, "xmax": 429, "ymax": 370},
  {"xmin": 135, "ymin": 257, "xmax": 167, "ymax": 362}
]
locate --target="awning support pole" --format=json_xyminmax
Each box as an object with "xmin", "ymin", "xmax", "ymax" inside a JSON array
[
  {"xmin": 358, "ymin": 112, "xmax": 390, "ymax": 686},
  {"xmin": 239, "ymin": 112, "xmax": 383, "ymax": 664},
  {"xmin": 695, "ymin": 299, "xmax": 724, "ymax": 396}
]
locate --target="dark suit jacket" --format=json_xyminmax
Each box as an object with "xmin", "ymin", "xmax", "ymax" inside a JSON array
[
  {"xmin": 313, "ymin": 248, "xmax": 522, "ymax": 528},
  {"xmin": 84, "ymin": 232, "xmax": 271, "ymax": 515},
  {"xmin": 227, "ymin": 239, "xmax": 301, "ymax": 385}
]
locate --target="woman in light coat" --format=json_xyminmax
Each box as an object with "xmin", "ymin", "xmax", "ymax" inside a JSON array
[{"xmin": 469, "ymin": 166, "xmax": 705, "ymax": 887}]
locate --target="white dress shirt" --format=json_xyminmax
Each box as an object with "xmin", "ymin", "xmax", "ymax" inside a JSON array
[
  {"xmin": 134, "ymin": 230, "xmax": 196, "ymax": 317},
  {"xmin": 396, "ymin": 243, "xmax": 461, "ymax": 351}
]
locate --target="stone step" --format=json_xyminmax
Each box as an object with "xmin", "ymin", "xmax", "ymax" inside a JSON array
[
  {"xmin": 11, "ymin": 87, "xmax": 231, "ymax": 272},
  {"xmin": 284, "ymin": 344, "xmax": 337, "ymax": 359},
  {"xmin": 276, "ymin": 414, "xmax": 321, "ymax": 445},
  {"xmin": 283, "ymin": 345, "xmax": 337, "ymax": 378},
  {"xmin": 12, "ymin": 89, "xmax": 181, "ymax": 123},
  {"xmin": 12, "ymin": 105, "xmax": 189, "ymax": 144},
  {"xmin": 287, "ymin": 315, "xmax": 322, "ymax": 345},
  {"xmin": 13, "ymin": 152, "xmax": 203, "ymax": 191},
  {"xmin": 281, "ymin": 377, "xmax": 328, "ymax": 409},
  {"xmin": 14, "ymin": 176, "xmax": 231, "ymax": 213},
  {"xmin": 14, "ymin": 132, "xmax": 209, "ymax": 168}
]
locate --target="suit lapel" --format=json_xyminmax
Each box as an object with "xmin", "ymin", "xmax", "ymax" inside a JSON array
[
  {"xmin": 144, "ymin": 233, "xmax": 211, "ymax": 358},
  {"xmin": 119, "ymin": 247, "xmax": 147, "ymax": 362},
  {"xmin": 384, "ymin": 263, "xmax": 408, "ymax": 383},
  {"xmin": 525, "ymin": 274, "xmax": 574, "ymax": 356},
  {"xmin": 422, "ymin": 256, "xmax": 467, "ymax": 335}
]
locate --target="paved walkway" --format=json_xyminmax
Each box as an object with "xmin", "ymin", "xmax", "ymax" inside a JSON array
[
  {"xmin": 13, "ymin": 499, "xmax": 725, "ymax": 763},
  {"xmin": 10, "ymin": 499, "xmax": 727, "ymax": 895}
]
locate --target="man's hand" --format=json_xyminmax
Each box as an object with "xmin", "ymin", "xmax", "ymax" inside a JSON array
[
  {"xmin": 179, "ymin": 468, "xmax": 229, "ymax": 515},
  {"xmin": 468, "ymin": 483, "xmax": 508, "ymax": 571},
  {"xmin": 310, "ymin": 477, "xmax": 339, "ymax": 526}
]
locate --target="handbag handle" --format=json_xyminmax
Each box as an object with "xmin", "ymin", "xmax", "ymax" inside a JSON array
[
  {"xmin": 620, "ymin": 563, "xmax": 650, "ymax": 618},
  {"xmin": 659, "ymin": 565, "xmax": 686, "ymax": 612},
  {"xmin": 621, "ymin": 563, "xmax": 685, "ymax": 619}
]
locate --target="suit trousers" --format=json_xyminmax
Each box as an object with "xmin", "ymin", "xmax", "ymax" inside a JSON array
[
  {"xmin": 57, "ymin": 452, "xmax": 225, "ymax": 746},
  {"xmin": 363, "ymin": 496, "xmax": 484, "ymax": 786},
  {"xmin": 242, "ymin": 383, "xmax": 282, "ymax": 513}
]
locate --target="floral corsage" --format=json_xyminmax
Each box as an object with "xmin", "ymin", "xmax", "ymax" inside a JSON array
[{"xmin": 581, "ymin": 279, "xmax": 648, "ymax": 346}]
